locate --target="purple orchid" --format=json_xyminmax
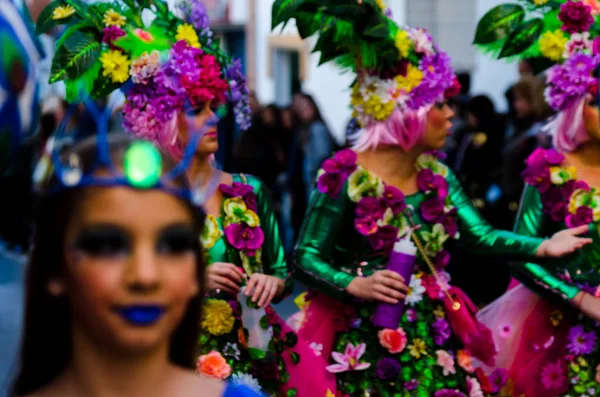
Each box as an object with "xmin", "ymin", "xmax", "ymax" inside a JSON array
[
  {"xmin": 435, "ymin": 250, "xmax": 451, "ymax": 269},
  {"xmin": 417, "ymin": 169, "xmax": 449, "ymax": 199},
  {"xmin": 333, "ymin": 149, "xmax": 358, "ymax": 174},
  {"xmin": 381, "ymin": 185, "xmax": 406, "ymax": 214},
  {"xmin": 224, "ymin": 223, "xmax": 264, "ymax": 256},
  {"xmin": 367, "ymin": 225, "xmax": 398, "ymax": 252},
  {"xmin": 326, "ymin": 343, "xmax": 371, "ymax": 373},
  {"xmin": 421, "ymin": 197, "xmax": 445, "ymax": 223},
  {"xmin": 566, "ymin": 206, "xmax": 594, "ymax": 228},
  {"xmin": 440, "ymin": 208, "xmax": 458, "ymax": 237},
  {"xmin": 317, "ymin": 171, "xmax": 345, "ymax": 198},
  {"xmin": 219, "ymin": 183, "xmax": 257, "ymax": 211},
  {"xmin": 489, "ymin": 368, "xmax": 509, "ymax": 393},
  {"xmin": 432, "ymin": 317, "xmax": 452, "ymax": 345}
]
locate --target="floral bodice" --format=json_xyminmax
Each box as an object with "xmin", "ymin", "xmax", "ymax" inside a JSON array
[
  {"xmin": 293, "ymin": 150, "xmax": 543, "ymax": 302},
  {"xmin": 514, "ymin": 148, "xmax": 600, "ymax": 302}
]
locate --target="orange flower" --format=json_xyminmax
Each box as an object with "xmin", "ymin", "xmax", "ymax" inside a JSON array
[
  {"xmin": 196, "ymin": 351, "xmax": 232, "ymax": 379},
  {"xmin": 134, "ymin": 28, "xmax": 154, "ymax": 43},
  {"xmin": 378, "ymin": 328, "xmax": 407, "ymax": 354},
  {"xmin": 457, "ymin": 349, "xmax": 474, "ymax": 373},
  {"xmin": 238, "ymin": 327, "xmax": 248, "ymax": 349}
]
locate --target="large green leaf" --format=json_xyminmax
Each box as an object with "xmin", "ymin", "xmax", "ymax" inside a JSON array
[
  {"xmin": 473, "ymin": 4, "xmax": 525, "ymax": 45},
  {"xmin": 50, "ymin": 32, "xmax": 100, "ymax": 83},
  {"xmin": 65, "ymin": 0, "xmax": 102, "ymax": 28},
  {"xmin": 65, "ymin": 60, "xmax": 101, "ymax": 102},
  {"xmin": 324, "ymin": 4, "xmax": 366, "ymax": 19},
  {"xmin": 362, "ymin": 14, "xmax": 389, "ymax": 39},
  {"xmin": 499, "ymin": 18, "xmax": 544, "ymax": 58},
  {"xmin": 35, "ymin": 0, "xmax": 72, "ymax": 35},
  {"xmin": 271, "ymin": 0, "xmax": 306, "ymax": 29}
]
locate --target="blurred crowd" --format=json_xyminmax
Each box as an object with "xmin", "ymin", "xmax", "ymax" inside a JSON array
[{"xmin": 0, "ymin": 59, "xmax": 557, "ymax": 307}]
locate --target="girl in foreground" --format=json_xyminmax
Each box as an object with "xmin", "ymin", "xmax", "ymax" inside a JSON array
[{"xmin": 10, "ymin": 132, "xmax": 263, "ymax": 397}]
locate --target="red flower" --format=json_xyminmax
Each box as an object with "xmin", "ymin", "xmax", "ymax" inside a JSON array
[{"xmin": 475, "ymin": 368, "xmax": 493, "ymax": 394}]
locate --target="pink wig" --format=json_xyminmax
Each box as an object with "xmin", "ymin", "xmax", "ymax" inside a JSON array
[
  {"xmin": 352, "ymin": 105, "xmax": 431, "ymax": 152},
  {"xmin": 549, "ymin": 97, "xmax": 590, "ymax": 153}
]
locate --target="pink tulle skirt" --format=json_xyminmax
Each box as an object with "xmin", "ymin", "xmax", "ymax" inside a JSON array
[{"xmin": 476, "ymin": 283, "xmax": 571, "ymax": 397}]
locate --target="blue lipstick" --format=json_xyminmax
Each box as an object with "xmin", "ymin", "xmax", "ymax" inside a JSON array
[{"xmin": 116, "ymin": 305, "xmax": 165, "ymax": 326}]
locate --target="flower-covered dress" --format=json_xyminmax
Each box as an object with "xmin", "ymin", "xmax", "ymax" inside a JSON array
[
  {"xmin": 477, "ymin": 148, "xmax": 600, "ymax": 397},
  {"xmin": 197, "ymin": 174, "xmax": 294, "ymax": 396},
  {"xmin": 293, "ymin": 150, "xmax": 544, "ymax": 397}
]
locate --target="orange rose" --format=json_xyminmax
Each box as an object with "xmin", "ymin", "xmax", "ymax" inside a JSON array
[
  {"xmin": 378, "ymin": 328, "xmax": 407, "ymax": 354},
  {"xmin": 238, "ymin": 327, "xmax": 248, "ymax": 349},
  {"xmin": 457, "ymin": 349, "xmax": 474, "ymax": 373},
  {"xmin": 196, "ymin": 351, "xmax": 232, "ymax": 379}
]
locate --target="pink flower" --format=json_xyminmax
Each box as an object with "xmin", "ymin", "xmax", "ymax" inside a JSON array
[
  {"xmin": 583, "ymin": 0, "xmax": 600, "ymax": 16},
  {"xmin": 467, "ymin": 377, "xmax": 485, "ymax": 397},
  {"xmin": 540, "ymin": 361, "xmax": 568, "ymax": 391},
  {"xmin": 196, "ymin": 351, "xmax": 232, "ymax": 379},
  {"xmin": 457, "ymin": 350, "xmax": 474, "ymax": 373},
  {"xmin": 436, "ymin": 350, "xmax": 456, "ymax": 376},
  {"xmin": 326, "ymin": 343, "xmax": 371, "ymax": 373},
  {"xmin": 566, "ymin": 206, "xmax": 594, "ymax": 228},
  {"xmin": 134, "ymin": 28, "xmax": 154, "ymax": 43},
  {"xmin": 378, "ymin": 328, "xmax": 408, "ymax": 353},
  {"xmin": 223, "ymin": 223, "xmax": 264, "ymax": 256}
]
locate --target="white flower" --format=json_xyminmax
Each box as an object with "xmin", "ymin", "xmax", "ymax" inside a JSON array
[
  {"xmin": 310, "ymin": 342, "xmax": 323, "ymax": 356},
  {"xmin": 408, "ymin": 28, "xmax": 435, "ymax": 56},
  {"xmin": 405, "ymin": 275, "xmax": 426, "ymax": 306},
  {"xmin": 564, "ymin": 32, "xmax": 592, "ymax": 58},
  {"xmin": 231, "ymin": 373, "xmax": 262, "ymax": 393},
  {"xmin": 223, "ymin": 342, "xmax": 240, "ymax": 360},
  {"xmin": 467, "ymin": 377, "xmax": 485, "ymax": 397}
]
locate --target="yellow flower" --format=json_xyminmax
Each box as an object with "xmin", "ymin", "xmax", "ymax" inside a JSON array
[
  {"xmin": 533, "ymin": 0, "xmax": 549, "ymax": 4},
  {"xmin": 201, "ymin": 214, "xmax": 223, "ymax": 249},
  {"xmin": 176, "ymin": 24, "xmax": 201, "ymax": 48},
  {"xmin": 52, "ymin": 5, "xmax": 75, "ymax": 20},
  {"xmin": 550, "ymin": 310, "xmax": 563, "ymax": 326},
  {"xmin": 408, "ymin": 338, "xmax": 427, "ymax": 358},
  {"xmin": 376, "ymin": 0, "xmax": 387, "ymax": 10},
  {"xmin": 326, "ymin": 389, "xmax": 335, "ymax": 397},
  {"xmin": 433, "ymin": 306, "xmax": 445, "ymax": 318},
  {"xmin": 103, "ymin": 9, "xmax": 126, "ymax": 27},
  {"xmin": 202, "ymin": 299, "xmax": 235, "ymax": 335},
  {"xmin": 395, "ymin": 29, "xmax": 412, "ymax": 58},
  {"xmin": 395, "ymin": 64, "xmax": 424, "ymax": 93},
  {"xmin": 294, "ymin": 291, "xmax": 308, "ymax": 310},
  {"xmin": 223, "ymin": 197, "xmax": 260, "ymax": 227},
  {"xmin": 539, "ymin": 30, "xmax": 568, "ymax": 62},
  {"xmin": 100, "ymin": 50, "xmax": 131, "ymax": 83},
  {"xmin": 550, "ymin": 166, "xmax": 576, "ymax": 185}
]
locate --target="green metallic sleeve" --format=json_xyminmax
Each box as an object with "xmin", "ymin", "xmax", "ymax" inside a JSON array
[
  {"xmin": 293, "ymin": 188, "xmax": 356, "ymax": 301},
  {"xmin": 250, "ymin": 176, "xmax": 293, "ymax": 301},
  {"xmin": 447, "ymin": 170, "xmax": 543, "ymax": 259},
  {"xmin": 513, "ymin": 185, "xmax": 581, "ymax": 301}
]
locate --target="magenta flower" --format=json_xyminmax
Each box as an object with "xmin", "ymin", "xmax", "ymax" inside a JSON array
[
  {"xmin": 219, "ymin": 183, "xmax": 257, "ymax": 211},
  {"xmin": 404, "ymin": 380, "xmax": 419, "ymax": 390},
  {"xmin": 417, "ymin": 169, "xmax": 449, "ymax": 199},
  {"xmin": 566, "ymin": 206, "xmax": 594, "ymax": 228},
  {"xmin": 356, "ymin": 196, "xmax": 385, "ymax": 220},
  {"xmin": 594, "ymin": 37, "xmax": 600, "ymax": 54},
  {"xmin": 224, "ymin": 223, "xmax": 264, "ymax": 256},
  {"xmin": 559, "ymin": 0, "xmax": 594, "ymax": 34},
  {"xmin": 354, "ymin": 216, "xmax": 378, "ymax": 236},
  {"xmin": 367, "ymin": 225, "xmax": 398, "ymax": 252},
  {"xmin": 566, "ymin": 325, "xmax": 597, "ymax": 355},
  {"xmin": 381, "ymin": 185, "xmax": 406, "ymax": 214},
  {"xmin": 102, "ymin": 26, "xmax": 126, "ymax": 49},
  {"xmin": 540, "ymin": 361, "xmax": 568, "ymax": 391},
  {"xmin": 522, "ymin": 148, "xmax": 565, "ymax": 191},
  {"xmin": 421, "ymin": 198, "xmax": 445, "ymax": 223},
  {"xmin": 432, "ymin": 318, "xmax": 451, "ymax": 345},
  {"xmin": 333, "ymin": 149, "xmax": 358, "ymax": 174},
  {"xmin": 317, "ymin": 150, "xmax": 357, "ymax": 198},
  {"xmin": 317, "ymin": 171, "xmax": 346, "ymax": 198},
  {"xmin": 489, "ymin": 368, "xmax": 509, "ymax": 393},
  {"xmin": 434, "ymin": 390, "xmax": 466, "ymax": 397},
  {"xmin": 435, "ymin": 250, "xmax": 451, "ymax": 269},
  {"xmin": 440, "ymin": 208, "xmax": 458, "ymax": 237},
  {"xmin": 326, "ymin": 343, "xmax": 371, "ymax": 373}
]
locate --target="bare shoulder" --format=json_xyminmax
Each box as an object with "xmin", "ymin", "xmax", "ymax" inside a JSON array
[{"xmin": 171, "ymin": 367, "xmax": 225, "ymax": 397}]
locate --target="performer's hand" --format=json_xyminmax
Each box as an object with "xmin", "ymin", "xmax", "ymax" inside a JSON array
[
  {"xmin": 536, "ymin": 225, "xmax": 592, "ymax": 258},
  {"xmin": 346, "ymin": 270, "xmax": 409, "ymax": 304},
  {"xmin": 245, "ymin": 274, "xmax": 285, "ymax": 307},
  {"xmin": 206, "ymin": 262, "xmax": 244, "ymax": 294},
  {"xmin": 576, "ymin": 292, "xmax": 600, "ymax": 322}
]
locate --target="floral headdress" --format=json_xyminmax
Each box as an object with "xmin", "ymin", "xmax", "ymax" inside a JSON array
[
  {"xmin": 38, "ymin": 0, "xmax": 251, "ymax": 155},
  {"xmin": 475, "ymin": 0, "xmax": 600, "ymax": 111},
  {"xmin": 272, "ymin": 0, "xmax": 457, "ymax": 129}
]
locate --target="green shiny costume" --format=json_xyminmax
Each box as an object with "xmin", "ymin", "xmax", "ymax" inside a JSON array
[
  {"xmin": 198, "ymin": 174, "xmax": 292, "ymax": 396},
  {"xmin": 294, "ymin": 161, "xmax": 543, "ymax": 396}
]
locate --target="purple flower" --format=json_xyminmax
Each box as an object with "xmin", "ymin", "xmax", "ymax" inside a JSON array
[
  {"xmin": 540, "ymin": 361, "xmax": 567, "ymax": 391},
  {"xmin": 435, "ymin": 250, "xmax": 451, "ymax": 269},
  {"xmin": 440, "ymin": 208, "xmax": 458, "ymax": 237},
  {"xmin": 417, "ymin": 169, "xmax": 449, "ymax": 199},
  {"xmin": 404, "ymin": 380, "xmax": 419, "ymax": 390},
  {"xmin": 566, "ymin": 206, "xmax": 594, "ymax": 228},
  {"xmin": 594, "ymin": 37, "xmax": 600, "ymax": 55},
  {"xmin": 102, "ymin": 26, "xmax": 126, "ymax": 48},
  {"xmin": 432, "ymin": 318, "xmax": 451, "ymax": 345},
  {"xmin": 489, "ymin": 368, "xmax": 509, "ymax": 393},
  {"xmin": 559, "ymin": 0, "xmax": 594, "ymax": 34},
  {"xmin": 409, "ymin": 50, "xmax": 455, "ymax": 109},
  {"xmin": 228, "ymin": 300, "xmax": 241, "ymax": 318},
  {"xmin": 406, "ymin": 308, "xmax": 417, "ymax": 322},
  {"xmin": 317, "ymin": 171, "xmax": 345, "ymax": 198},
  {"xmin": 316, "ymin": 150, "xmax": 358, "ymax": 198},
  {"xmin": 224, "ymin": 223, "xmax": 264, "ymax": 256},
  {"xmin": 355, "ymin": 197, "xmax": 385, "ymax": 235},
  {"xmin": 434, "ymin": 390, "xmax": 466, "ymax": 397},
  {"xmin": 220, "ymin": 182, "xmax": 257, "ymax": 211},
  {"xmin": 375, "ymin": 358, "xmax": 401, "ymax": 380},
  {"xmin": 421, "ymin": 198, "xmax": 445, "ymax": 223},
  {"xmin": 522, "ymin": 148, "xmax": 565, "ymax": 191},
  {"xmin": 566, "ymin": 325, "xmax": 597, "ymax": 355},
  {"xmin": 367, "ymin": 225, "xmax": 398, "ymax": 252},
  {"xmin": 381, "ymin": 185, "xmax": 406, "ymax": 214},
  {"xmin": 225, "ymin": 59, "xmax": 252, "ymax": 130},
  {"xmin": 333, "ymin": 149, "xmax": 359, "ymax": 174},
  {"xmin": 545, "ymin": 53, "xmax": 600, "ymax": 111}
]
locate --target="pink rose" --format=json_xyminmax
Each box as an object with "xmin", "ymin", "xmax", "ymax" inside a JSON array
[{"xmin": 378, "ymin": 328, "xmax": 407, "ymax": 353}]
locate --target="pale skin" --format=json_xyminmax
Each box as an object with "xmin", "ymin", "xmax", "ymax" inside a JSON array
[
  {"xmin": 346, "ymin": 103, "xmax": 593, "ymax": 305},
  {"xmin": 181, "ymin": 102, "xmax": 284, "ymax": 307},
  {"xmin": 30, "ymin": 187, "xmax": 223, "ymax": 397},
  {"xmin": 566, "ymin": 97, "xmax": 600, "ymax": 321}
]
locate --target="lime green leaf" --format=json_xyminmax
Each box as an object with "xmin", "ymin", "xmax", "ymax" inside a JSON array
[
  {"xmin": 248, "ymin": 348, "xmax": 267, "ymax": 360},
  {"xmin": 114, "ymin": 25, "xmax": 172, "ymax": 59},
  {"xmin": 35, "ymin": 0, "xmax": 71, "ymax": 35},
  {"xmin": 499, "ymin": 18, "xmax": 544, "ymax": 59},
  {"xmin": 65, "ymin": 60, "xmax": 101, "ymax": 102},
  {"xmin": 474, "ymin": 4, "xmax": 525, "ymax": 45},
  {"xmin": 50, "ymin": 31, "xmax": 101, "ymax": 83}
]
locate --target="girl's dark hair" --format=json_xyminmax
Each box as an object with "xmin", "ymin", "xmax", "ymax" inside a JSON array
[{"xmin": 10, "ymin": 134, "xmax": 206, "ymax": 396}]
